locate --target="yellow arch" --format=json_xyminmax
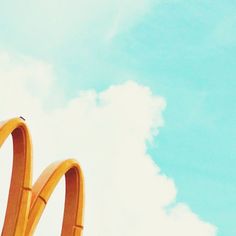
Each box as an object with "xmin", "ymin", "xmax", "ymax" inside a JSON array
[
  {"xmin": 26, "ymin": 159, "xmax": 84, "ymax": 236},
  {"xmin": 0, "ymin": 118, "xmax": 84, "ymax": 236},
  {"xmin": 0, "ymin": 117, "xmax": 32, "ymax": 236}
]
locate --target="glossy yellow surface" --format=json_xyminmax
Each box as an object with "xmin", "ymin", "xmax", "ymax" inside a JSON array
[{"xmin": 0, "ymin": 118, "xmax": 84, "ymax": 236}]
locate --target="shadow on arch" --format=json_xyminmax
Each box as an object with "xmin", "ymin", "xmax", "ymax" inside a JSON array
[
  {"xmin": 0, "ymin": 118, "xmax": 84, "ymax": 236},
  {"xmin": 0, "ymin": 117, "xmax": 32, "ymax": 236},
  {"xmin": 26, "ymin": 160, "xmax": 84, "ymax": 236}
]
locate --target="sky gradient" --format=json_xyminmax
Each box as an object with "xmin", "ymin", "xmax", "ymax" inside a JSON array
[{"xmin": 0, "ymin": 1, "xmax": 235, "ymax": 235}]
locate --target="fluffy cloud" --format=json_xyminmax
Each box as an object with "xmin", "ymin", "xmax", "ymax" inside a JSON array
[{"xmin": 0, "ymin": 52, "xmax": 217, "ymax": 235}]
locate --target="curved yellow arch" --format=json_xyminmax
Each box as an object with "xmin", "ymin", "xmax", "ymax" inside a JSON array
[
  {"xmin": 0, "ymin": 117, "xmax": 32, "ymax": 236},
  {"xmin": 0, "ymin": 118, "xmax": 84, "ymax": 236},
  {"xmin": 26, "ymin": 159, "xmax": 84, "ymax": 236}
]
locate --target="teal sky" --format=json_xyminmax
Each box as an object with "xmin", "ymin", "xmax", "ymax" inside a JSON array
[{"xmin": 1, "ymin": 1, "xmax": 235, "ymax": 235}]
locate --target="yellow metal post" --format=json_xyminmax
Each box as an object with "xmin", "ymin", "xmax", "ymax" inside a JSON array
[{"xmin": 0, "ymin": 118, "xmax": 84, "ymax": 236}]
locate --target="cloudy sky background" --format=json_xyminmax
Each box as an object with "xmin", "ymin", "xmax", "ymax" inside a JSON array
[{"xmin": 0, "ymin": 1, "xmax": 235, "ymax": 235}]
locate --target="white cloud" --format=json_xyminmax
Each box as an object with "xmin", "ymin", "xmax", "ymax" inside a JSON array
[{"xmin": 0, "ymin": 51, "xmax": 217, "ymax": 235}]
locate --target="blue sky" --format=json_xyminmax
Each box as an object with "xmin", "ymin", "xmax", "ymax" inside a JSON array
[{"xmin": 0, "ymin": 1, "xmax": 235, "ymax": 235}]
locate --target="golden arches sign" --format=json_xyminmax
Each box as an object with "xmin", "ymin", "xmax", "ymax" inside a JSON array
[{"xmin": 0, "ymin": 117, "xmax": 84, "ymax": 236}]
